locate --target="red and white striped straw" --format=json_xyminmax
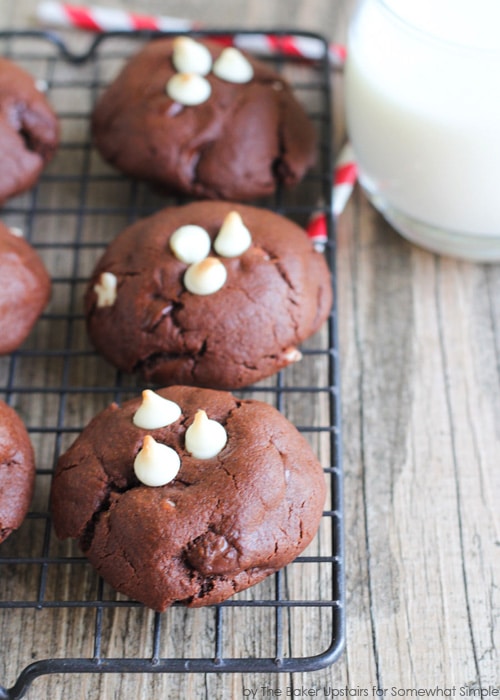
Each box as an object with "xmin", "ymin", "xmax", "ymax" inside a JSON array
[
  {"xmin": 306, "ymin": 143, "xmax": 358, "ymax": 250},
  {"xmin": 36, "ymin": 1, "xmax": 347, "ymax": 68},
  {"xmin": 332, "ymin": 142, "xmax": 357, "ymax": 218},
  {"xmin": 233, "ymin": 32, "xmax": 346, "ymax": 68},
  {"xmin": 36, "ymin": 1, "xmax": 195, "ymax": 32}
]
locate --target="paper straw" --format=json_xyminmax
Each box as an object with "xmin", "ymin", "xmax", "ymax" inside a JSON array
[
  {"xmin": 36, "ymin": 2, "xmax": 346, "ymax": 68},
  {"xmin": 306, "ymin": 212, "xmax": 330, "ymax": 251},
  {"xmin": 306, "ymin": 143, "xmax": 358, "ymax": 250},
  {"xmin": 234, "ymin": 32, "xmax": 346, "ymax": 68},
  {"xmin": 36, "ymin": 1, "xmax": 195, "ymax": 32},
  {"xmin": 332, "ymin": 143, "xmax": 357, "ymax": 218}
]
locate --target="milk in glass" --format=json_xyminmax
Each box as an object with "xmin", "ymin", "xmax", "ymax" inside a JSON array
[{"xmin": 345, "ymin": 0, "xmax": 500, "ymax": 260}]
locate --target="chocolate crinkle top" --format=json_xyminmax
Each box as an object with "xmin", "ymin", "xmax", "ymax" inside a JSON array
[
  {"xmin": 0, "ymin": 58, "xmax": 59, "ymax": 205},
  {"xmin": 0, "ymin": 400, "xmax": 35, "ymax": 544},
  {"xmin": 0, "ymin": 221, "xmax": 51, "ymax": 355},
  {"xmin": 50, "ymin": 385, "xmax": 326, "ymax": 611},
  {"xmin": 84, "ymin": 200, "xmax": 333, "ymax": 390},
  {"xmin": 91, "ymin": 37, "xmax": 316, "ymax": 201}
]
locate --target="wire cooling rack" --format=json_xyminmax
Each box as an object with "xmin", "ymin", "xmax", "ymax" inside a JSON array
[{"xmin": 0, "ymin": 29, "xmax": 344, "ymax": 698}]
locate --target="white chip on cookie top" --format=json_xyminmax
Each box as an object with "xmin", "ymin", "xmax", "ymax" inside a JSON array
[
  {"xmin": 133, "ymin": 390, "xmax": 182, "ymax": 430},
  {"xmin": 169, "ymin": 224, "xmax": 211, "ymax": 264},
  {"xmin": 172, "ymin": 37, "xmax": 212, "ymax": 76},
  {"xmin": 183, "ymin": 257, "xmax": 227, "ymax": 295},
  {"xmin": 213, "ymin": 211, "xmax": 252, "ymax": 258},
  {"xmin": 212, "ymin": 47, "xmax": 254, "ymax": 84},
  {"xmin": 185, "ymin": 409, "xmax": 227, "ymax": 459},
  {"xmin": 166, "ymin": 73, "xmax": 211, "ymax": 106},
  {"xmin": 94, "ymin": 272, "xmax": 117, "ymax": 307},
  {"xmin": 134, "ymin": 435, "xmax": 180, "ymax": 487},
  {"xmin": 8, "ymin": 226, "xmax": 23, "ymax": 238}
]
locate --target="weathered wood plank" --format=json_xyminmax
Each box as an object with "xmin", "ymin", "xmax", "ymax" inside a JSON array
[{"xmin": 1, "ymin": 1, "xmax": 499, "ymax": 698}]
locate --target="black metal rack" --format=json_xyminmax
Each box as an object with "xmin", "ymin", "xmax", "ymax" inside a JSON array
[{"xmin": 0, "ymin": 29, "xmax": 344, "ymax": 699}]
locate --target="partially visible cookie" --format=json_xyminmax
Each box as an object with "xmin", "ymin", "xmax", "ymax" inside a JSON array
[
  {"xmin": 50, "ymin": 385, "xmax": 326, "ymax": 611},
  {"xmin": 84, "ymin": 201, "xmax": 332, "ymax": 389},
  {"xmin": 0, "ymin": 58, "xmax": 59, "ymax": 205},
  {"xmin": 91, "ymin": 37, "xmax": 316, "ymax": 201},
  {"xmin": 0, "ymin": 221, "xmax": 51, "ymax": 354},
  {"xmin": 0, "ymin": 400, "xmax": 35, "ymax": 544}
]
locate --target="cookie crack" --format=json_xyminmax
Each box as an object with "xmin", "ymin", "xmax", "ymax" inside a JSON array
[
  {"xmin": 225, "ymin": 279, "xmax": 300, "ymax": 344},
  {"xmin": 271, "ymin": 91, "xmax": 298, "ymax": 187},
  {"xmin": 9, "ymin": 103, "xmax": 37, "ymax": 154},
  {"xmin": 0, "ymin": 459, "xmax": 22, "ymax": 469},
  {"xmin": 271, "ymin": 258, "xmax": 297, "ymax": 294},
  {"xmin": 190, "ymin": 141, "xmax": 226, "ymax": 199},
  {"xmin": 0, "ymin": 527, "xmax": 13, "ymax": 541},
  {"xmin": 132, "ymin": 351, "xmax": 193, "ymax": 375},
  {"xmin": 133, "ymin": 329, "xmax": 210, "ymax": 379},
  {"xmin": 14, "ymin": 102, "xmax": 56, "ymax": 161},
  {"xmin": 220, "ymin": 465, "xmax": 238, "ymax": 491},
  {"xmin": 261, "ymin": 250, "xmax": 302, "ymax": 339},
  {"xmin": 79, "ymin": 483, "xmax": 127, "ymax": 553},
  {"xmin": 19, "ymin": 126, "xmax": 36, "ymax": 153},
  {"xmin": 235, "ymin": 75, "xmax": 292, "ymax": 189},
  {"xmin": 143, "ymin": 300, "xmax": 177, "ymax": 334}
]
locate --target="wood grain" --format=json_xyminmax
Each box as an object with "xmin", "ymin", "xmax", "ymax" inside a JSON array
[{"xmin": 0, "ymin": 0, "xmax": 499, "ymax": 698}]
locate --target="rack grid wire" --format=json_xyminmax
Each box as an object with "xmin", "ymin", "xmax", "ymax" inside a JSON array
[{"xmin": 0, "ymin": 29, "xmax": 344, "ymax": 699}]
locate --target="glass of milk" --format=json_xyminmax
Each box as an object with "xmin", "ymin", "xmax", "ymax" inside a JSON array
[{"xmin": 344, "ymin": 0, "xmax": 500, "ymax": 261}]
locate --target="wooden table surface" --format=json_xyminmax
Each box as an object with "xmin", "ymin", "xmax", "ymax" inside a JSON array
[{"xmin": 1, "ymin": 1, "xmax": 499, "ymax": 698}]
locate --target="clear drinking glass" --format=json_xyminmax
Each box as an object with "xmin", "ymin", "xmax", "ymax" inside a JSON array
[{"xmin": 344, "ymin": 0, "xmax": 500, "ymax": 261}]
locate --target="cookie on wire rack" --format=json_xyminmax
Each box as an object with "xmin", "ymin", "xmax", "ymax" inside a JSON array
[
  {"xmin": 0, "ymin": 57, "xmax": 59, "ymax": 206},
  {"xmin": 91, "ymin": 36, "xmax": 316, "ymax": 201},
  {"xmin": 0, "ymin": 221, "xmax": 51, "ymax": 354},
  {"xmin": 50, "ymin": 385, "xmax": 326, "ymax": 611},
  {"xmin": 84, "ymin": 200, "xmax": 332, "ymax": 390},
  {"xmin": 0, "ymin": 400, "xmax": 36, "ymax": 545}
]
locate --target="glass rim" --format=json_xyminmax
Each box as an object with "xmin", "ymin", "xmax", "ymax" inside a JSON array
[{"xmin": 374, "ymin": 0, "xmax": 500, "ymax": 54}]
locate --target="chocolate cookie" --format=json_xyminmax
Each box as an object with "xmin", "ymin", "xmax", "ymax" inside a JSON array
[
  {"xmin": 50, "ymin": 385, "xmax": 326, "ymax": 610},
  {"xmin": 91, "ymin": 37, "xmax": 316, "ymax": 201},
  {"xmin": 84, "ymin": 201, "xmax": 332, "ymax": 389},
  {"xmin": 0, "ymin": 221, "xmax": 51, "ymax": 354},
  {"xmin": 0, "ymin": 58, "xmax": 59, "ymax": 205},
  {"xmin": 0, "ymin": 400, "xmax": 35, "ymax": 544}
]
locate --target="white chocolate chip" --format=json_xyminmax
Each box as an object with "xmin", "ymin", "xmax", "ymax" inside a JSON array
[
  {"xmin": 184, "ymin": 257, "xmax": 227, "ymax": 295},
  {"xmin": 213, "ymin": 211, "xmax": 252, "ymax": 258},
  {"xmin": 134, "ymin": 435, "xmax": 180, "ymax": 487},
  {"xmin": 283, "ymin": 347, "xmax": 303, "ymax": 363},
  {"xmin": 172, "ymin": 37, "xmax": 212, "ymax": 76},
  {"xmin": 133, "ymin": 390, "xmax": 182, "ymax": 430},
  {"xmin": 169, "ymin": 225, "xmax": 211, "ymax": 264},
  {"xmin": 8, "ymin": 226, "xmax": 23, "ymax": 238},
  {"xmin": 212, "ymin": 47, "xmax": 254, "ymax": 84},
  {"xmin": 185, "ymin": 409, "xmax": 227, "ymax": 459},
  {"xmin": 166, "ymin": 73, "xmax": 211, "ymax": 106},
  {"xmin": 35, "ymin": 78, "xmax": 48, "ymax": 92},
  {"xmin": 94, "ymin": 272, "xmax": 117, "ymax": 308}
]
